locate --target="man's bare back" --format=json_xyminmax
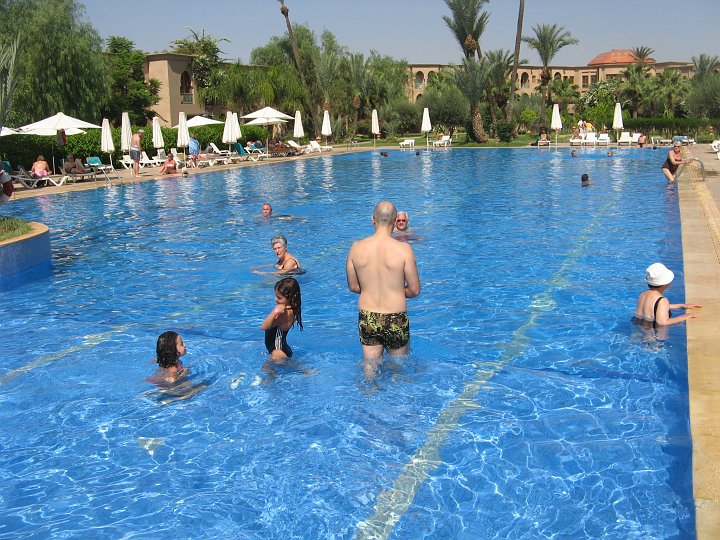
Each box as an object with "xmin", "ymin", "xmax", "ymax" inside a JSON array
[{"xmin": 346, "ymin": 201, "xmax": 420, "ymax": 377}]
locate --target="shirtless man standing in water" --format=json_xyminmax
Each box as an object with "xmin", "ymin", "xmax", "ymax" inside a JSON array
[{"xmin": 346, "ymin": 201, "xmax": 421, "ymax": 380}]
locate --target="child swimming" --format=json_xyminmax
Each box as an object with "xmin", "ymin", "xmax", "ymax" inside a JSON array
[{"xmin": 145, "ymin": 331, "xmax": 206, "ymax": 405}]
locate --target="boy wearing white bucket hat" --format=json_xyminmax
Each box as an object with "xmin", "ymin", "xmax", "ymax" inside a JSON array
[{"xmin": 633, "ymin": 263, "xmax": 701, "ymax": 327}]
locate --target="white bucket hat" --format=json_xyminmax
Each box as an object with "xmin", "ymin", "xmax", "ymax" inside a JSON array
[{"xmin": 646, "ymin": 263, "xmax": 674, "ymax": 287}]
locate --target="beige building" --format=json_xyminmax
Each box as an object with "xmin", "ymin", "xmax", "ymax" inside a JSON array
[
  {"xmin": 145, "ymin": 52, "xmax": 228, "ymax": 127},
  {"xmin": 406, "ymin": 49, "xmax": 695, "ymax": 103}
]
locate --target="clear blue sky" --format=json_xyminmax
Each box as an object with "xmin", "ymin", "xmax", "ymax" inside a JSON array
[{"xmin": 84, "ymin": 0, "xmax": 719, "ymax": 66}]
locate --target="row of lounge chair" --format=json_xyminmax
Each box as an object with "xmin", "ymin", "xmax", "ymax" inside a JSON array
[
  {"xmin": 399, "ymin": 135, "xmax": 452, "ymax": 148},
  {"xmin": 2, "ymin": 157, "xmax": 120, "ymax": 189},
  {"xmin": 568, "ymin": 132, "xmax": 613, "ymax": 146}
]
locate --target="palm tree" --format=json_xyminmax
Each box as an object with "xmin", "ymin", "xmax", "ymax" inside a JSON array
[
  {"xmin": 455, "ymin": 57, "xmax": 491, "ymax": 142},
  {"xmin": 651, "ymin": 69, "xmax": 690, "ymax": 117},
  {"xmin": 522, "ymin": 24, "xmax": 578, "ymax": 121},
  {"xmin": 506, "ymin": 0, "xmax": 525, "ymax": 123},
  {"xmin": 547, "ymin": 77, "xmax": 579, "ymax": 113},
  {"xmin": 442, "ymin": 0, "xmax": 490, "ymax": 60},
  {"xmin": 278, "ymin": 1, "xmax": 307, "ymax": 88},
  {"xmin": 0, "ymin": 36, "xmax": 20, "ymax": 131},
  {"xmin": 344, "ymin": 53, "xmax": 369, "ymax": 136},
  {"xmin": 620, "ymin": 62, "xmax": 650, "ymax": 117},
  {"xmin": 692, "ymin": 53, "xmax": 720, "ymax": 83},
  {"xmin": 485, "ymin": 49, "xmax": 515, "ymax": 130},
  {"xmin": 631, "ymin": 46, "xmax": 655, "ymax": 65}
]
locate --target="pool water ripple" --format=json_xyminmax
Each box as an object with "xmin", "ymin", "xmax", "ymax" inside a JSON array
[{"xmin": 1, "ymin": 149, "xmax": 693, "ymax": 538}]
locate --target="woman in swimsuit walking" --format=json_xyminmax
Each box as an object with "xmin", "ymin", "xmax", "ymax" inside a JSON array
[
  {"xmin": 633, "ymin": 263, "xmax": 701, "ymax": 327},
  {"xmin": 661, "ymin": 142, "xmax": 690, "ymax": 183}
]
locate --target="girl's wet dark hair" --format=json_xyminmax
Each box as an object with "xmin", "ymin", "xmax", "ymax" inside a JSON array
[
  {"xmin": 275, "ymin": 277, "xmax": 303, "ymax": 330},
  {"xmin": 156, "ymin": 331, "xmax": 181, "ymax": 368}
]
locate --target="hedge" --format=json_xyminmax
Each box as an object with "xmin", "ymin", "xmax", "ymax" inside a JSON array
[{"xmin": 0, "ymin": 124, "xmax": 278, "ymax": 170}]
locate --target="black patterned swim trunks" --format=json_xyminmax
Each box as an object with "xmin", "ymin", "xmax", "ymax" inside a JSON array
[{"xmin": 358, "ymin": 310, "xmax": 410, "ymax": 350}]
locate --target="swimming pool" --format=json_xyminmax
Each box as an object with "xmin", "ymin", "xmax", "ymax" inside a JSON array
[{"xmin": 0, "ymin": 148, "xmax": 694, "ymax": 538}]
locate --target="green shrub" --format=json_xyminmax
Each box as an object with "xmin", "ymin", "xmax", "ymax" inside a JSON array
[{"xmin": 495, "ymin": 121, "xmax": 515, "ymax": 142}]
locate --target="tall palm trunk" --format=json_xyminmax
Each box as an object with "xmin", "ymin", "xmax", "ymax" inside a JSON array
[
  {"xmin": 279, "ymin": 1, "xmax": 313, "ymax": 122},
  {"xmin": 506, "ymin": 0, "xmax": 524, "ymax": 123},
  {"xmin": 472, "ymin": 106, "xmax": 487, "ymax": 143}
]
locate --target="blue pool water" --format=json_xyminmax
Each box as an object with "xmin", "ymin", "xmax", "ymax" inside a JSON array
[{"xmin": 1, "ymin": 148, "xmax": 694, "ymax": 538}]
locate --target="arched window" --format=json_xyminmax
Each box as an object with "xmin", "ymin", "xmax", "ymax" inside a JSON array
[
  {"xmin": 414, "ymin": 71, "xmax": 425, "ymax": 89},
  {"xmin": 520, "ymin": 72, "xmax": 529, "ymax": 89},
  {"xmin": 554, "ymin": 72, "xmax": 562, "ymax": 80},
  {"xmin": 427, "ymin": 71, "xmax": 436, "ymax": 84},
  {"xmin": 180, "ymin": 71, "xmax": 192, "ymax": 94}
]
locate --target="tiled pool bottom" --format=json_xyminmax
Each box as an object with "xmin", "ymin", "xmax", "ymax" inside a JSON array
[{"xmin": 0, "ymin": 149, "xmax": 694, "ymax": 538}]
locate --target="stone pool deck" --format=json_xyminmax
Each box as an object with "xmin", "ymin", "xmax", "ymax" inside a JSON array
[
  {"xmin": 679, "ymin": 145, "xmax": 720, "ymax": 539},
  {"xmin": 7, "ymin": 143, "xmax": 720, "ymax": 537}
]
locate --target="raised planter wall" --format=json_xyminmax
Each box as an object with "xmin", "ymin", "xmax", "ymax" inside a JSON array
[{"xmin": 0, "ymin": 222, "xmax": 51, "ymax": 277}]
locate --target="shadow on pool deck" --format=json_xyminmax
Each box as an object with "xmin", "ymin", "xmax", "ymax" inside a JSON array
[{"xmin": 8, "ymin": 142, "xmax": 720, "ymax": 538}]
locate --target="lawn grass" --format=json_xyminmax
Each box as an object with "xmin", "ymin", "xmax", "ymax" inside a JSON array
[{"xmin": 0, "ymin": 216, "xmax": 31, "ymax": 242}]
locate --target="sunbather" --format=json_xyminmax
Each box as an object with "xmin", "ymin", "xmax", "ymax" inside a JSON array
[
  {"xmin": 158, "ymin": 153, "xmax": 177, "ymax": 175},
  {"xmin": 63, "ymin": 154, "xmax": 85, "ymax": 174},
  {"xmin": 30, "ymin": 155, "xmax": 51, "ymax": 187}
]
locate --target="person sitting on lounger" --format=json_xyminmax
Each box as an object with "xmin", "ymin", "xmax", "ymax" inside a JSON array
[
  {"xmin": 31, "ymin": 155, "xmax": 51, "ymax": 178},
  {"xmin": 158, "ymin": 153, "xmax": 177, "ymax": 175},
  {"xmin": 63, "ymin": 154, "xmax": 85, "ymax": 174}
]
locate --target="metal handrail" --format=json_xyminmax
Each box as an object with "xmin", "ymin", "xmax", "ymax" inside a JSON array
[{"xmin": 675, "ymin": 157, "xmax": 705, "ymax": 181}]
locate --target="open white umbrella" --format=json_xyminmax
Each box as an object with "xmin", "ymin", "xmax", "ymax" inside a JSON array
[
  {"xmin": 176, "ymin": 112, "xmax": 190, "ymax": 150},
  {"xmin": 242, "ymin": 106, "xmax": 293, "ymax": 121},
  {"xmin": 222, "ymin": 111, "xmax": 239, "ymax": 152},
  {"xmin": 321, "ymin": 110, "xmax": 332, "ymax": 145},
  {"xmin": 371, "ymin": 109, "xmax": 380, "ymax": 147},
  {"xmin": 0, "ymin": 126, "xmax": 18, "ymax": 136},
  {"xmin": 245, "ymin": 116, "xmax": 287, "ymax": 151},
  {"xmin": 293, "ymin": 110, "xmax": 304, "ymax": 139},
  {"xmin": 178, "ymin": 115, "xmax": 223, "ymax": 128},
  {"xmin": 421, "ymin": 108, "xmax": 432, "ymax": 147},
  {"xmin": 120, "ymin": 112, "xmax": 132, "ymax": 153},
  {"xmin": 550, "ymin": 104, "xmax": 562, "ymax": 146},
  {"xmin": 612, "ymin": 103, "xmax": 623, "ymax": 145},
  {"xmin": 152, "ymin": 117, "xmax": 164, "ymax": 150},
  {"xmin": 18, "ymin": 112, "xmax": 100, "ymax": 136}
]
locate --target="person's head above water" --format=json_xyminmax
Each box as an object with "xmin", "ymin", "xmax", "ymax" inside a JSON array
[
  {"xmin": 262, "ymin": 203, "xmax": 273, "ymax": 217},
  {"xmin": 395, "ymin": 211, "xmax": 410, "ymax": 231},
  {"xmin": 275, "ymin": 277, "xmax": 303, "ymax": 330},
  {"xmin": 571, "ymin": 150, "xmax": 577, "ymax": 157},
  {"xmin": 581, "ymin": 173, "xmax": 590, "ymax": 185},
  {"xmin": 645, "ymin": 262, "xmax": 674, "ymax": 288},
  {"xmin": 373, "ymin": 201, "xmax": 397, "ymax": 229},
  {"xmin": 156, "ymin": 331, "xmax": 186, "ymax": 368}
]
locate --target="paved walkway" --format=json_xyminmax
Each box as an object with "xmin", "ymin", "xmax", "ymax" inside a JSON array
[{"xmin": 681, "ymin": 144, "xmax": 720, "ymax": 539}]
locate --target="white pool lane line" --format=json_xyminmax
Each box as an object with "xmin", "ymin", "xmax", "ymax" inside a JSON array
[{"xmin": 354, "ymin": 196, "xmax": 619, "ymax": 540}]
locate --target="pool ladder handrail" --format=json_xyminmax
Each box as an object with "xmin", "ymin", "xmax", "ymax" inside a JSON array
[{"xmin": 675, "ymin": 157, "xmax": 705, "ymax": 181}]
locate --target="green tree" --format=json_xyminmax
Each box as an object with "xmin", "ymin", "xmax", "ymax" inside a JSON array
[
  {"xmin": 442, "ymin": 0, "xmax": 490, "ymax": 60},
  {"xmin": 454, "ymin": 57, "xmax": 491, "ymax": 142},
  {"xmin": 692, "ymin": 53, "xmax": 720, "ymax": 83},
  {"xmin": 522, "ymin": 23, "xmax": 578, "ymax": 121},
  {"xmin": 171, "ymin": 27, "xmax": 228, "ymax": 104},
  {"xmin": 651, "ymin": 69, "xmax": 690, "ymax": 118},
  {"xmin": 687, "ymin": 74, "xmax": 720, "ymax": 119},
  {"xmin": 102, "ymin": 36, "xmax": 160, "ymax": 126},
  {"xmin": 1, "ymin": 0, "xmax": 107, "ymax": 125},
  {"xmin": 631, "ymin": 46, "xmax": 655, "ymax": 64},
  {"xmin": 619, "ymin": 62, "xmax": 650, "ymax": 118},
  {"xmin": 506, "ymin": 0, "xmax": 525, "ymax": 123},
  {"xmin": 547, "ymin": 77, "xmax": 580, "ymax": 114},
  {"xmin": 417, "ymin": 84, "xmax": 469, "ymax": 136},
  {"xmin": 485, "ymin": 49, "xmax": 516, "ymax": 131},
  {"xmin": 0, "ymin": 36, "xmax": 20, "ymax": 130}
]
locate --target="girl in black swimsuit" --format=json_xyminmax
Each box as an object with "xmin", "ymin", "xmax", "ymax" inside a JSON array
[{"xmin": 261, "ymin": 278, "xmax": 305, "ymax": 374}]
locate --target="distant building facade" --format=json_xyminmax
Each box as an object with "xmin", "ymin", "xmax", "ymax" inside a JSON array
[
  {"xmin": 406, "ymin": 49, "xmax": 695, "ymax": 103},
  {"xmin": 145, "ymin": 53, "xmax": 228, "ymax": 127}
]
